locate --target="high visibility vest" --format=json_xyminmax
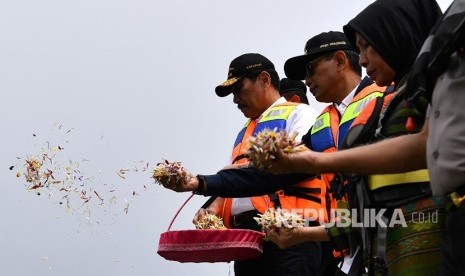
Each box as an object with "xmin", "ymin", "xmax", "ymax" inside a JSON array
[
  {"xmin": 308, "ymin": 81, "xmax": 387, "ymax": 210},
  {"xmin": 220, "ymin": 102, "xmax": 328, "ymax": 229},
  {"xmin": 311, "ymin": 80, "xmax": 392, "ymax": 259},
  {"xmin": 344, "ymin": 90, "xmax": 430, "ymax": 192}
]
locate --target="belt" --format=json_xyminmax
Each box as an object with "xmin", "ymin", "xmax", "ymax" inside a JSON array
[
  {"xmin": 371, "ymin": 182, "xmax": 431, "ymax": 204},
  {"xmin": 232, "ymin": 210, "xmax": 260, "ymax": 229},
  {"xmin": 447, "ymin": 184, "xmax": 465, "ymax": 208}
]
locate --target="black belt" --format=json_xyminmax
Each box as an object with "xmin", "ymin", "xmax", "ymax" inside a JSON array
[
  {"xmin": 232, "ymin": 210, "xmax": 260, "ymax": 229},
  {"xmin": 371, "ymin": 182, "xmax": 431, "ymax": 206}
]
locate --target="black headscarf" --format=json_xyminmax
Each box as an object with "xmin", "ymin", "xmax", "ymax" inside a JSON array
[{"xmin": 343, "ymin": 0, "xmax": 442, "ymax": 84}]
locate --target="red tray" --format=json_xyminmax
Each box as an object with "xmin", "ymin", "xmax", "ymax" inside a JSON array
[{"xmin": 157, "ymin": 194, "xmax": 265, "ymax": 263}]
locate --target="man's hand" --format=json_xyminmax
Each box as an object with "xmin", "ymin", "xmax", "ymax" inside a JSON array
[
  {"xmin": 259, "ymin": 146, "xmax": 319, "ymax": 175},
  {"xmin": 193, "ymin": 197, "xmax": 225, "ymax": 226},
  {"xmin": 266, "ymin": 227, "xmax": 300, "ymax": 249},
  {"xmin": 192, "ymin": 208, "xmax": 208, "ymax": 225},
  {"xmin": 162, "ymin": 173, "xmax": 198, "ymax": 192},
  {"xmin": 192, "ymin": 207, "xmax": 218, "ymax": 225},
  {"xmin": 266, "ymin": 225, "xmax": 329, "ymax": 248}
]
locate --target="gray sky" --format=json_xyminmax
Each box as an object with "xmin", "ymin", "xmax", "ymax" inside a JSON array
[{"xmin": 0, "ymin": 0, "xmax": 452, "ymax": 275}]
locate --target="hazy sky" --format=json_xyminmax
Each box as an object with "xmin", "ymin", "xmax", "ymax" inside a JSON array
[{"xmin": 0, "ymin": 0, "xmax": 452, "ymax": 275}]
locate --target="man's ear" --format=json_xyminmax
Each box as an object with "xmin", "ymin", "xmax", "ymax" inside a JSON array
[
  {"xmin": 259, "ymin": 71, "xmax": 271, "ymax": 86},
  {"xmin": 335, "ymin": 50, "xmax": 347, "ymax": 71}
]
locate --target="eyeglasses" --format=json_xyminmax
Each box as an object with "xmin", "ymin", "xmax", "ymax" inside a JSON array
[{"xmin": 305, "ymin": 53, "xmax": 333, "ymax": 77}]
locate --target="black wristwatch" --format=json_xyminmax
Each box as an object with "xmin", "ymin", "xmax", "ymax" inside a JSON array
[{"xmin": 195, "ymin": 175, "xmax": 206, "ymax": 195}]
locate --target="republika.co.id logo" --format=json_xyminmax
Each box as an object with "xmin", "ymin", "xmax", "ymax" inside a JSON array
[{"xmin": 279, "ymin": 208, "xmax": 439, "ymax": 228}]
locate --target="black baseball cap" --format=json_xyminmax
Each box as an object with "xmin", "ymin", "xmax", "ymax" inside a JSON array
[
  {"xmin": 279, "ymin": 78, "xmax": 307, "ymax": 95},
  {"xmin": 215, "ymin": 53, "xmax": 275, "ymax": 97},
  {"xmin": 284, "ymin": 31, "xmax": 356, "ymax": 80}
]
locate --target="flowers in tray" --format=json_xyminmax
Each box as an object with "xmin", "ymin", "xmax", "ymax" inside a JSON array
[
  {"xmin": 254, "ymin": 208, "xmax": 305, "ymax": 231},
  {"xmin": 246, "ymin": 128, "xmax": 306, "ymax": 170},
  {"xmin": 152, "ymin": 160, "xmax": 192, "ymax": 186},
  {"xmin": 195, "ymin": 213, "xmax": 227, "ymax": 230}
]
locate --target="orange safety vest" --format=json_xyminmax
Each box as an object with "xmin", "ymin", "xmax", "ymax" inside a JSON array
[
  {"xmin": 310, "ymin": 79, "xmax": 390, "ymax": 258},
  {"xmin": 343, "ymin": 90, "xmax": 430, "ymax": 193},
  {"xmin": 220, "ymin": 102, "xmax": 328, "ymax": 229},
  {"xmin": 333, "ymin": 85, "xmax": 431, "ymax": 262},
  {"xmin": 308, "ymin": 80, "xmax": 388, "ymax": 210}
]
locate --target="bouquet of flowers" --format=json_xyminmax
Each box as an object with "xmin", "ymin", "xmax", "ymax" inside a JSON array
[
  {"xmin": 254, "ymin": 208, "xmax": 305, "ymax": 231},
  {"xmin": 152, "ymin": 160, "xmax": 192, "ymax": 187},
  {"xmin": 246, "ymin": 128, "xmax": 306, "ymax": 170}
]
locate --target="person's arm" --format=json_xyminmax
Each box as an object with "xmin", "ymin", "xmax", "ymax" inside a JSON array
[
  {"xmin": 164, "ymin": 167, "xmax": 314, "ymax": 196},
  {"xmin": 262, "ymin": 120, "xmax": 429, "ymax": 175},
  {"xmin": 202, "ymin": 168, "xmax": 314, "ymax": 197}
]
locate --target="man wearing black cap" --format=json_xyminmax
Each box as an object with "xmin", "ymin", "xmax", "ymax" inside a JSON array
[
  {"xmin": 284, "ymin": 30, "xmax": 388, "ymax": 208},
  {"xmin": 199, "ymin": 53, "xmax": 323, "ymax": 276},
  {"xmin": 279, "ymin": 78, "xmax": 309, "ymax": 104},
  {"xmin": 276, "ymin": 31, "xmax": 390, "ymax": 275}
]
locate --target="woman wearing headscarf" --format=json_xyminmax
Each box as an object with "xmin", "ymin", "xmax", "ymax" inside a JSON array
[
  {"xmin": 340, "ymin": 0, "xmax": 444, "ymax": 275},
  {"xmin": 261, "ymin": 0, "xmax": 444, "ymax": 275}
]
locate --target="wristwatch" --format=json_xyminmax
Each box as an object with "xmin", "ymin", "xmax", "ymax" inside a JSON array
[{"xmin": 195, "ymin": 174, "xmax": 206, "ymax": 195}]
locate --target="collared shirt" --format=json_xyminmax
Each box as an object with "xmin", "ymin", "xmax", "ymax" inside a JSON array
[
  {"xmin": 428, "ymin": 51, "xmax": 465, "ymax": 196},
  {"xmin": 231, "ymin": 97, "xmax": 319, "ymax": 215},
  {"xmin": 334, "ymin": 87, "xmax": 357, "ymax": 115}
]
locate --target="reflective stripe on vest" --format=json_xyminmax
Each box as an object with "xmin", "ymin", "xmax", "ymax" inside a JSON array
[
  {"xmin": 338, "ymin": 91, "xmax": 384, "ymax": 145},
  {"xmin": 368, "ymin": 169, "xmax": 430, "ymax": 190},
  {"xmin": 253, "ymin": 105, "xmax": 295, "ymax": 137},
  {"xmin": 310, "ymin": 111, "xmax": 333, "ymax": 152}
]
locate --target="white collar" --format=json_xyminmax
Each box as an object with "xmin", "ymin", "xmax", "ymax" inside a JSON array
[{"xmin": 334, "ymin": 87, "xmax": 356, "ymax": 115}]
